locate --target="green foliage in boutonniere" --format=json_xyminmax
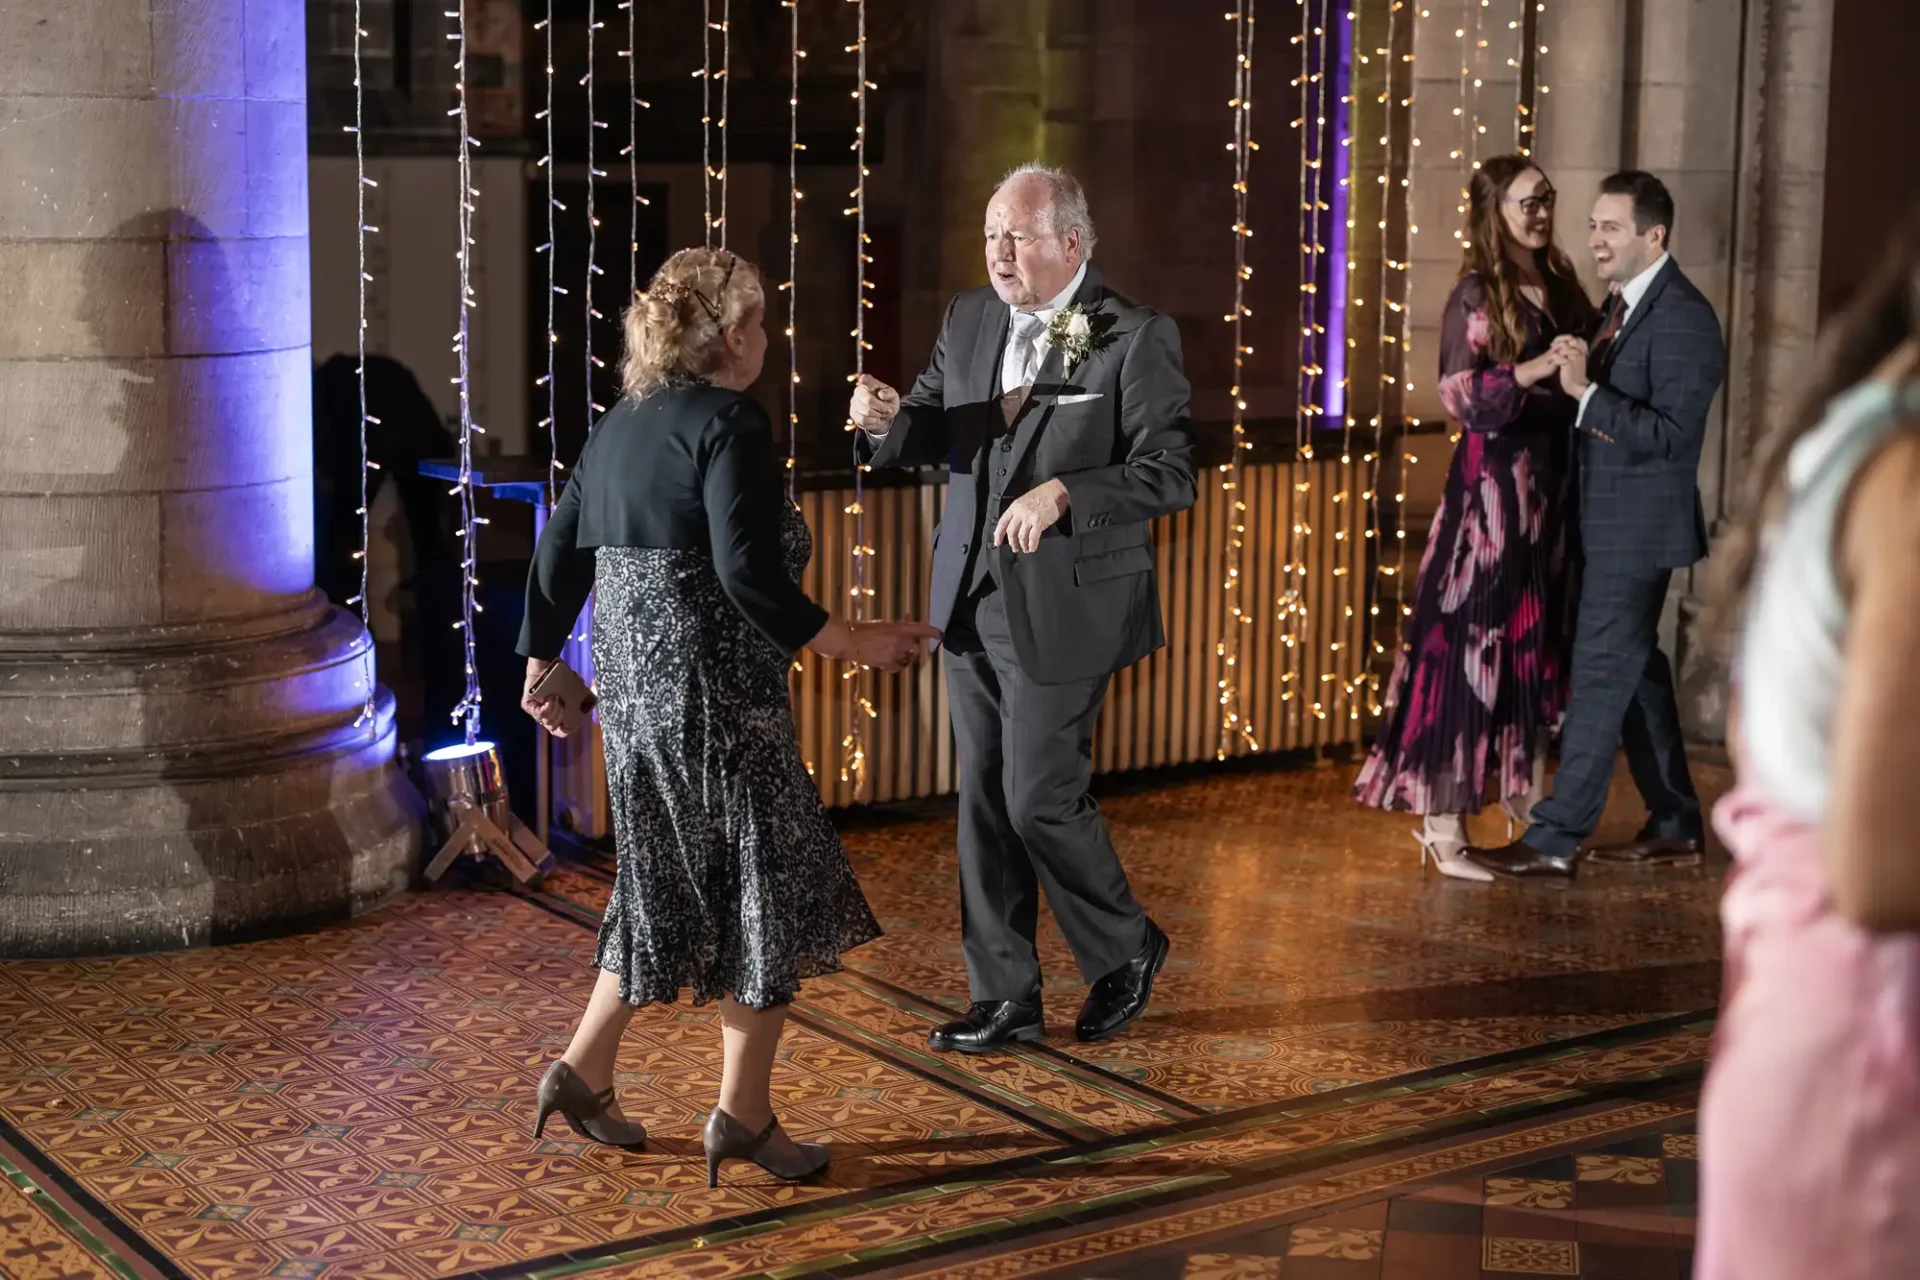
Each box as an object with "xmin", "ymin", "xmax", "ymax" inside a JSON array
[{"xmin": 1045, "ymin": 302, "xmax": 1118, "ymax": 372}]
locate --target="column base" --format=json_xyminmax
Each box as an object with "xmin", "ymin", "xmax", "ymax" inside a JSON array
[{"xmin": 0, "ymin": 607, "xmax": 426, "ymax": 958}]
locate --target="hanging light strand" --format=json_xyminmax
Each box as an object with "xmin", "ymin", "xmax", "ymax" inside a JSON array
[
  {"xmin": 1216, "ymin": 2, "xmax": 1259, "ymax": 760},
  {"xmin": 1305, "ymin": 0, "xmax": 1333, "ymax": 724},
  {"xmin": 1360, "ymin": 0, "xmax": 1404, "ymax": 715},
  {"xmin": 840, "ymin": 0, "xmax": 875, "ymax": 794},
  {"xmin": 717, "ymin": 0, "xmax": 730, "ymax": 246},
  {"xmin": 1509, "ymin": 0, "xmax": 1530, "ymax": 152},
  {"xmin": 700, "ymin": 0, "xmax": 713, "ymax": 245},
  {"xmin": 584, "ymin": 1, "xmax": 608, "ymax": 422},
  {"xmin": 619, "ymin": 0, "xmax": 651, "ymax": 309},
  {"xmin": 1532, "ymin": 2, "xmax": 1549, "ymax": 150},
  {"xmin": 1396, "ymin": 6, "xmax": 1423, "ymax": 635},
  {"xmin": 784, "ymin": 0, "xmax": 804, "ymax": 496},
  {"xmin": 449, "ymin": 0, "xmax": 484, "ymax": 743},
  {"xmin": 784, "ymin": 0, "xmax": 811, "ymax": 776},
  {"xmin": 1336, "ymin": 0, "xmax": 1366, "ymax": 721},
  {"xmin": 1278, "ymin": 0, "xmax": 1322, "ymax": 719},
  {"xmin": 534, "ymin": 3, "xmax": 558, "ymax": 503},
  {"xmin": 345, "ymin": 0, "xmax": 377, "ymax": 728}
]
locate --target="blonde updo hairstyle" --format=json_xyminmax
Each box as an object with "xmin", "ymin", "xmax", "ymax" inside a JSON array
[{"xmin": 622, "ymin": 247, "xmax": 765, "ymax": 395}]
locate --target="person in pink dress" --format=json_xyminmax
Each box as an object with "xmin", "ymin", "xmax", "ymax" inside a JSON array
[{"xmin": 1699, "ymin": 206, "xmax": 1920, "ymax": 1278}]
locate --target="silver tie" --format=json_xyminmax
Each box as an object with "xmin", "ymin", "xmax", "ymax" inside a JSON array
[{"xmin": 1004, "ymin": 311, "xmax": 1049, "ymax": 395}]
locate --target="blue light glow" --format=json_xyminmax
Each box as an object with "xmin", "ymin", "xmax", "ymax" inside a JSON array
[{"xmin": 423, "ymin": 740, "xmax": 498, "ymax": 763}]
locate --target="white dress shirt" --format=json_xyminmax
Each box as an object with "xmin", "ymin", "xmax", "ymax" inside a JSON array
[
  {"xmin": 1577, "ymin": 252, "xmax": 1669, "ymax": 427},
  {"xmin": 1001, "ymin": 261, "xmax": 1088, "ymax": 396}
]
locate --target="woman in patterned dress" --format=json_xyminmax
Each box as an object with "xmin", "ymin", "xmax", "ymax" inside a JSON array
[
  {"xmin": 1353, "ymin": 156, "xmax": 1598, "ymax": 880},
  {"xmin": 516, "ymin": 248, "xmax": 939, "ymax": 1182}
]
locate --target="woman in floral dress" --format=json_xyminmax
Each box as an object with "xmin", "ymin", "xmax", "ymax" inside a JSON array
[{"xmin": 1353, "ymin": 155, "xmax": 1598, "ymax": 880}]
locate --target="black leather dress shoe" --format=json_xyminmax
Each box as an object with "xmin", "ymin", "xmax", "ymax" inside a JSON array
[
  {"xmin": 1075, "ymin": 919, "xmax": 1169, "ymax": 1043},
  {"xmin": 1464, "ymin": 839, "xmax": 1578, "ymax": 879},
  {"xmin": 927, "ymin": 998, "xmax": 1045, "ymax": 1054},
  {"xmin": 1587, "ymin": 833, "xmax": 1705, "ymax": 865}
]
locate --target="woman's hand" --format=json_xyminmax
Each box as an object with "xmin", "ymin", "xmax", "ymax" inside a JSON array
[
  {"xmin": 1514, "ymin": 348, "xmax": 1565, "ymax": 388},
  {"xmin": 806, "ymin": 616, "xmax": 942, "ymax": 672},
  {"xmin": 521, "ymin": 657, "xmax": 583, "ymax": 737},
  {"xmin": 848, "ymin": 620, "xmax": 944, "ymax": 671}
]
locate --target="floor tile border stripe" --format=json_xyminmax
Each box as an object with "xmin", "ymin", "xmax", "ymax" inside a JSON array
[
  {"xmin": 878, "ymin": 1096, "xmax": 1699, "ymax": 1280},
  {"xmin": 0, "ymin": 1118, "xmax": 190, "ymax": 1280}
]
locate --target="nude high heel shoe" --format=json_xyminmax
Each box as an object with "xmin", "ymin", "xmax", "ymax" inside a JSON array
[
  {"xmin": 1415, "ymin": 816, "xmax": 1494, "ymax": 883},
  {"xmin": 702, "ymin": 1107, "xmax": 830, "ymax": 1187}
]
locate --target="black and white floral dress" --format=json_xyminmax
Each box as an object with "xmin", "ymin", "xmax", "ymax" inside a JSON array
[{"xmin": 589, "ymin": 498, "xmax": 881, "ymax": 1011}]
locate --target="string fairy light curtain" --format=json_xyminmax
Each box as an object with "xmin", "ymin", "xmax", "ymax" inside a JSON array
[
  {"xmin": 345, "ymin": 0, "xmax": 377, "ymax": 729},
  {"xmin": 448, "ymin": 0, "xmax": 485, "ymax": 744},
  {"xmin": 1217, "ymin": 1, "xmax": 1259, "ymax": 760},
  {"xmin": 839, "ymin": 0, "xmax": 876, "ymax": 795},
  {"xmin": 699, "ymin": 1, "xmax": 732, "ymax": 247}
]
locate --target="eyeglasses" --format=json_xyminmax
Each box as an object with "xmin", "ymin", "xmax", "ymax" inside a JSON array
[
  {"xmin": 1506, "ymin": 188, "xmax": 1557, "ymax": 217},
  {"xmin": 691, "ymin": 253, "xmax": 739, "ymax": 323}
]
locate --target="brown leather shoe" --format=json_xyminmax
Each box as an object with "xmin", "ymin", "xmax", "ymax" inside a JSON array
[
  {"xmin": 1463, "ymin": 839, "xmax": 1578, "ymax": 880},
  {"xmin": 1586, "ymin": 835, "xmax": 1704, "ymax": 866}
]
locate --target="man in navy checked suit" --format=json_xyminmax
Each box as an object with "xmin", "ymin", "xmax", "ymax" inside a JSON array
[{"xmin": 1467, "ymin": 171, "xmax": 1724, "ymax": 879}]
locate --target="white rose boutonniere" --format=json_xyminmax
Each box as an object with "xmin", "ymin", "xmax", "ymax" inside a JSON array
[{"xmin": 1045, "ymin": 302, "xmax": 1116, "ymax": 372}]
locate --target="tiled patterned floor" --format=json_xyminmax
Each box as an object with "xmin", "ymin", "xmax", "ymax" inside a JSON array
[{"xmin": 0, "ymin": 758, "xmax": 1726, "ymax": 1280}]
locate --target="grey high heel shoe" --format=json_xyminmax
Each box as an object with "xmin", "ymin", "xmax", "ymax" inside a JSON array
[
  {"xmin": 702, "ymin": 1107, "xmax": 829, "ymax": 1187},
  {"xmin": 533, "ymin": 1061, "xmax": 649, "ymax": 1150}
]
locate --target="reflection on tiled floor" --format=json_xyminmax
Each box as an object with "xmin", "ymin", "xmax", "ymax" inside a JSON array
[
  {"xmin": 992, "ymin": 1115, "xmax": 1700, "ymax": 1280},
  {"xmin": 0, "ymin": 759, "xmax": 1726, "ymax": 1279}
]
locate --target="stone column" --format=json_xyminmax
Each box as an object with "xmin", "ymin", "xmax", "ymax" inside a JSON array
[
  {"xmin": 0, "ymin": 0, "xmax": 422, "ymax": 956},
  {"xmin": 1667, "ymin": 0, "xmax": 1834, "ymax": 740}
]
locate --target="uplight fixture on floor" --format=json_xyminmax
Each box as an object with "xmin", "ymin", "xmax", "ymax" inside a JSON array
[{"xmin": 420, "ymin": 740, "xmax": 551, "ymax": 886}]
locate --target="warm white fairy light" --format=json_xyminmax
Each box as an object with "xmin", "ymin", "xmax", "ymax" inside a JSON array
[
  {"xmin": 584, "ymin": 0, "xmax": 609, "ymax": 421},
  {"xmin": 1531, "ymin": 2, "xmax": 1548, "ymax": 152},
  {"xmin": 784, "ymin": 0, "xmax": 805, "ymax": 495},
  {"xmin": 840, "ymin": 0, "xmax": 876, "ymax": 793},
  {"xmin": 1217, "ymin": 1, "xmax": 1259, "ymax": 760},
  {"xmin": 696, "ymin": 1, "xmax": 730, "ymax": 246},
  {"xmin": 534, "ymin": 4, "xmax": 558, "ymax": 502},
  {"xmin": 1396, "ymin": 9, "xmax": 1423, "ymax": 641},
  {"xmin": 1361, "ymin": 0, "xmax": 1404, "ymax": 716},
  {"xmin": 1451, "ymin": 13, "xmax": 1470, "ymax": 243},
  {"xmin": 783, "ymin": 0, "xmax": 809, "ymax": 773},
  {"xmin": 718, "ymin": 0, "xmax": 731, "ymax": 246},
  {"xmin": 1337, "ymin": 2, "xmax": 1366, "ymax": 721},
  {"xmin": 345, "ymin": 0, "xmax": 377, "ymax": 728},
  {"xmin": 1305, "ymin": 0, "xmax": 1332, "ymax": 723},
  {"xmin": 448, "ymin": 0, "xmax": 484, "ymax": 743},
  {"xmin": 618, "ymin": 0, "xmax": 652, "ymax": 311}
]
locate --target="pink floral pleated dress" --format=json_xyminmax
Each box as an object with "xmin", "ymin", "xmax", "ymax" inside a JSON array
[{"xmin": 1354, "ymin": 271, "xmax": 1582, "ymax": 815}]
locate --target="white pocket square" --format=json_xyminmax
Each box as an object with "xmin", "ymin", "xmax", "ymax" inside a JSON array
[{"xmin": 1053, "ymin": 393, "xmax": 1104, "ymax": 405}]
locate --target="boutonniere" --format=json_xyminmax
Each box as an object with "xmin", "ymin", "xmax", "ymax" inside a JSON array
[{"xmin": 1045, "ymin": 302, "xmax": 1117, "ymax": 372}]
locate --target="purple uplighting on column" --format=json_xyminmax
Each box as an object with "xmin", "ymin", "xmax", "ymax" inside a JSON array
[{"xmin": 1324, "ymin": 8, "xmax": 1355, "ymax": 422}]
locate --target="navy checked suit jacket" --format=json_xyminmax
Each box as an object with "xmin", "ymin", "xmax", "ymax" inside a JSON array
[{"xmin": 1577, "ymin": 258, "xmax": 1725, "ymax": 573}]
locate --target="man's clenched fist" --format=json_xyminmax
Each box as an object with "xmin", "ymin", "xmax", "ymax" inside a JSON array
[{"xmin": 849, "ymin": 373, "xmax": 901, "ymax": 433}]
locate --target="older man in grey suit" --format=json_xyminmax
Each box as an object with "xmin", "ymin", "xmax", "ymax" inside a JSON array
[{"xmin": 850, "ymin": 164, "xmax": 1196, "ymax": 1053}]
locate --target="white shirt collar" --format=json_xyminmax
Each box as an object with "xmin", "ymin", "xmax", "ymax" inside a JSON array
[
  {"xmin": 1014, "ymin": 261, "xmax": 1088, "ymax": 321},
  {"xmin": 1618, "ymin": 252, "xmax": 1669, "ymax": 315}
]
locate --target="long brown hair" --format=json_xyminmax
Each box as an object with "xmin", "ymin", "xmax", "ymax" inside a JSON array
[
  {"xmin": 1710, "ymin": 201, "xmax": 1920, "ymax": 637},
  {"xmin": 1460, "ymin": 155, "xmax": 1597, "ymax": 361}
]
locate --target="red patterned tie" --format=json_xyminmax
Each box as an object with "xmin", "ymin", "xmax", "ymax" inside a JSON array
[{"xmin": 1589, "ymin": 296, "xmax": 1625, "ymax": 368}]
